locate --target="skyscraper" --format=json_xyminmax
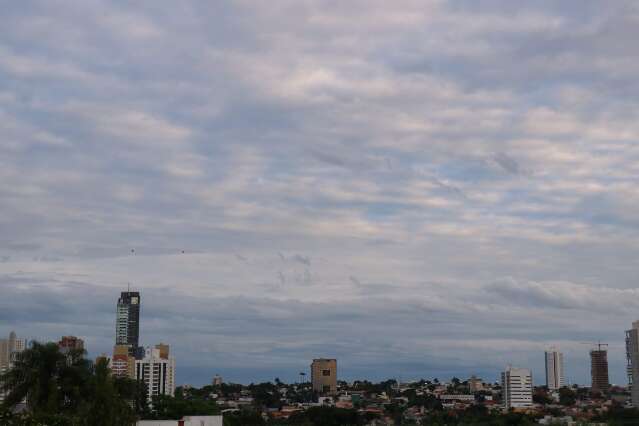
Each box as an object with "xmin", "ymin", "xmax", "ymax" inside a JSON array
[
  {"xmin": 116, "ymin": 291, "xmax": 141, "ymax": 357},
  {"xmin": 590, "ymin": 347, "xmax": 609, "ymax": 394},
  {"xmin": 311, "ymin": 358, "xmax": 337, "ymax": 394},
  {"xmin": 135, "ymin": 344, "xmax": 176, "ymax": 402},
  {"xmin": 501, "ymin": 366, "xmax": 533, "ymax": 409},
  {"xmin": 626, "ymin": 321, "xmax": 639, "ymax": 406},
  {"xmin": 545, "ymin": 349, "xmax": 565, "ymax": 390}
]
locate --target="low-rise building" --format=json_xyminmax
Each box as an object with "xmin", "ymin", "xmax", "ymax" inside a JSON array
[{"xmin": 58, "ymin": 336, "xmax": 84, "ymax": 353}]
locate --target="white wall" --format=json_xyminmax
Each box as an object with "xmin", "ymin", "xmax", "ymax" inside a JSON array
[
  {"xmin": 137, "ymin": 416, "xmax": 223, "ymax": 426},
  {"xmin": 183, "ymin": 416, "xmax": 224, "ymax": 426}
]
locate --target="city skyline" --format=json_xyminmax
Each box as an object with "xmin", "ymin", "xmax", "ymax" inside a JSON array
[
  {"xmin": 1, "ymin": 285, "xmax": 636, "ymax": 387},
  {"xmin": 0, "ymin": 320, "xmax": 632, "ymax": 388},
  {"xmin": 2, "ymin": 0, "xmax": 639, "ymax": 388}
]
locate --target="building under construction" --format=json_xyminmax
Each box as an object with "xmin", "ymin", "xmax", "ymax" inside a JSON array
[{"xmin": 591, "ymin": 347, "xmax": 609, "ymax": 393}]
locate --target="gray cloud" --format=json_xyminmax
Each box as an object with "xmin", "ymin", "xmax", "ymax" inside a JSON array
[
  {"xmin": 291, "ymin": 254, "xmax": 311, "ymax": 267},
  {"xmin": 1, "ymin": 0, "xmax": 638, "ymax": 387},
  {"xmin": 491, "ymin": 153, "xmax": 524, "ymax": 176}
]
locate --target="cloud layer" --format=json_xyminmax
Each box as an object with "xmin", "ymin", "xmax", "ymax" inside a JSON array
[{"xmin": 1, "ymin": 0, "xmax": 639, "ymax": 386}]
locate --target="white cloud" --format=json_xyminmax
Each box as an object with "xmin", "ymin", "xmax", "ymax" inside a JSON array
[{"xmin": 1, "ymin": 0, "xmax": 638, "ymax": 385}]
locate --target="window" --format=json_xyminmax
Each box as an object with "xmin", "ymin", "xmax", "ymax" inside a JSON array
[
  {"xmin": 322, "ymin": 369, "xmax": 331, "ymax": 376},
  {"xmin": 323, "ymin": 385, "xmax": 331, "ymax": 393}
]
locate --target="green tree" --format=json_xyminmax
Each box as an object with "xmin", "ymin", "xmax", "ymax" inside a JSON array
[
  {"xmin": 147, "ymin": 393, "xmax": 219, "ymax": 420},
  {"xmin": 77, "ymin": 357, "xmax": 138, "ymax": 425},
  {"xmin": 284, "ymin": 406, "xmax": 371, "ymax": 426},
  {"xmin": 558, "ymin": 387, "xmax": 577, "ymax": 406},
  {"xmin": 1, "ymin": 342, "xmax": 140, "ymax": 425},
  {"xmin": 223, "ymin": 410, "xmax": 266, "ymax": 426},
  {"xmin": 0, "ymin": 342, "xmax": 90, "ymax": 417}
]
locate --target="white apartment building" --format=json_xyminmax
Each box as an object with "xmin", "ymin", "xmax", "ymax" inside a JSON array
[
  {"xmin": 135, "ymin": 345, "xmax": 176, "ymax": 402},
  {"xmin": 626, "ymin": 320, "xmax": 639, "ymax": 406},
  {"xmin": 545, "ymin": 349, "xmax": 565, "ymax": 390},
  {"xmin": 501, "ymin": 366, "xmax": 533, "ymax": 409}
]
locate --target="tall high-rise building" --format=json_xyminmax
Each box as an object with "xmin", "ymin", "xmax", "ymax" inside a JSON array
[
  {"xmin": 590, "ymin": 348, "xmax": 609, "ymax": 394},
  {"xmin": 311, "ymin": 358, "xmax": 337, "ymax": 394},
  {"xmin": 116, "ymin": 291, "xmax": 141, "ymax": 357},
  {"xmin": 626, "ymin": 321, "xmax": 639, "ymax": 406},
  {"xmin": 58, "ymin": 336, "xmax": 85, "ymax": 353},
  {"xmin": 0, "ymin": 331, "xmax": 28, "ymax": 402},
  {"xmin": 545, "ymin": 349, "xmax": 565, "ymax": 390},
  {"xmin": 135, "ymin": 344, "xmax": 176, "ymax": 402},
  {"xmin": 501, "ymin": 366, "xmax": 533, "ymax": 409}
]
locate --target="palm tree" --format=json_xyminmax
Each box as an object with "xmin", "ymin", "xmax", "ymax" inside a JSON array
[
  {"xmin": 1, "ymin": 343, "xmax": 142, "ymax": 425},
  {"xmin": 0, "ymin": 341, "xmax": 91, "ymax": 417}
]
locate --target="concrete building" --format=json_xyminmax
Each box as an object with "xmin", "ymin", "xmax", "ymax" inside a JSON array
[
  {"xmin": 626, "ymin": 321, "xmax": 639, "ymax": 406},
  {"xmin": 590, "ymin": 348, "xmax": 609, "ymax": 394},
  {"xmin": 0, "ymin": 331, "xmax": 27, "ymax": 370},
  {"xmin": 212, "ymin": 374, "xmax": 223, "ymax": 386},
  {"xmin": 0, "ymin": 331, "xmax": 28, "ymax": 402},
  {"xmin": 311, "ymin": 358, "xmax": 337, "ymax": 394},
  {"xmin": 439, "ymin": 394, "xmax": 476, "ymax": 402},
  {"xmin": 501, "ymin": 366, "xmax": 533, "ymax": 409},
  {"xmin": 116, "ymin": 291, "xmax": 141, "ymax": 357},
  {"xmin": 111, "ymin": 344, "xmax": 136, "ymax": 378},
  {"xmin": 58, "ymin": 336, "xmax": 85, "ymax": 353},
  {"xmin": 468, "ymin": 375, "xmax": 483, "ymax": 392},
  {"xmin": 135, "ymin": 344, "xmax": 176, "ymax": 402},
  {"xmin": 545, "ymin": 349, "xmax": 565, "ymax": 390}
]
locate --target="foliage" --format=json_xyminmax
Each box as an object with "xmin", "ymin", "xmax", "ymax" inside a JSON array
[
  {"xmin": 223, "ymin": 409, "xmax": 266, "ymax": 426},
  {"xmin": 0, "ymin": 342, "xmax": 139, "ymax": 426},
  {"xmin": 248, "ymin": 382, "xmax": 282, "ymax": 408},
  {"xmin": 532, "ymin": 389, "xmax": 552, "ymax": 405},
  {"xmin": 77, "ymin": 357, "xmax": 140, "ymax": 425},
  {"xmin": 420, "ymin": 406, "xmax": 538, "ymax": 426},
  {"xmin": 557, "ymin": 387, "xmax": 577, "ymax": 406},
  {"xmin": 406, "ymin": 393, "xmax": 443, "ymax": 410},
  {"xmin": 0, "ymin": 342, "xmax": 90, "ymax": 416},
  {"xmin": 593, "ymin": 405, "xmax": 639, "ymax": 426},
  {"xmin": 282, "ymin": 406, "xmax": 375, "ymax": 426},
  {"xmin": 145, "ymin": 392, "xmax": 219, "ymax": 420}
]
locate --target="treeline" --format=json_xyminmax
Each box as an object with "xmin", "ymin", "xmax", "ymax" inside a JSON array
[{"xmin": 223, "ymin": 406, "xmax": 379, "ymax": 426}]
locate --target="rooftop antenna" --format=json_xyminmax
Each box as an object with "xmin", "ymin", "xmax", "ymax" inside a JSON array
[{"xmin": 127, "ymin": 247, "xmax": 136, "ymax": 293}]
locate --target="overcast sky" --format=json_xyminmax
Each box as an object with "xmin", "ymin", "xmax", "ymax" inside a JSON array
[{"xmin": 2, "ymin": 0, "xmax": 639, "ymax": 386}]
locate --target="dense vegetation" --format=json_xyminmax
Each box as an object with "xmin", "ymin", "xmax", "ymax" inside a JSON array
[{"xmin": 0, "ymin": 342, "xmax": 218, "ymax": 425}]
